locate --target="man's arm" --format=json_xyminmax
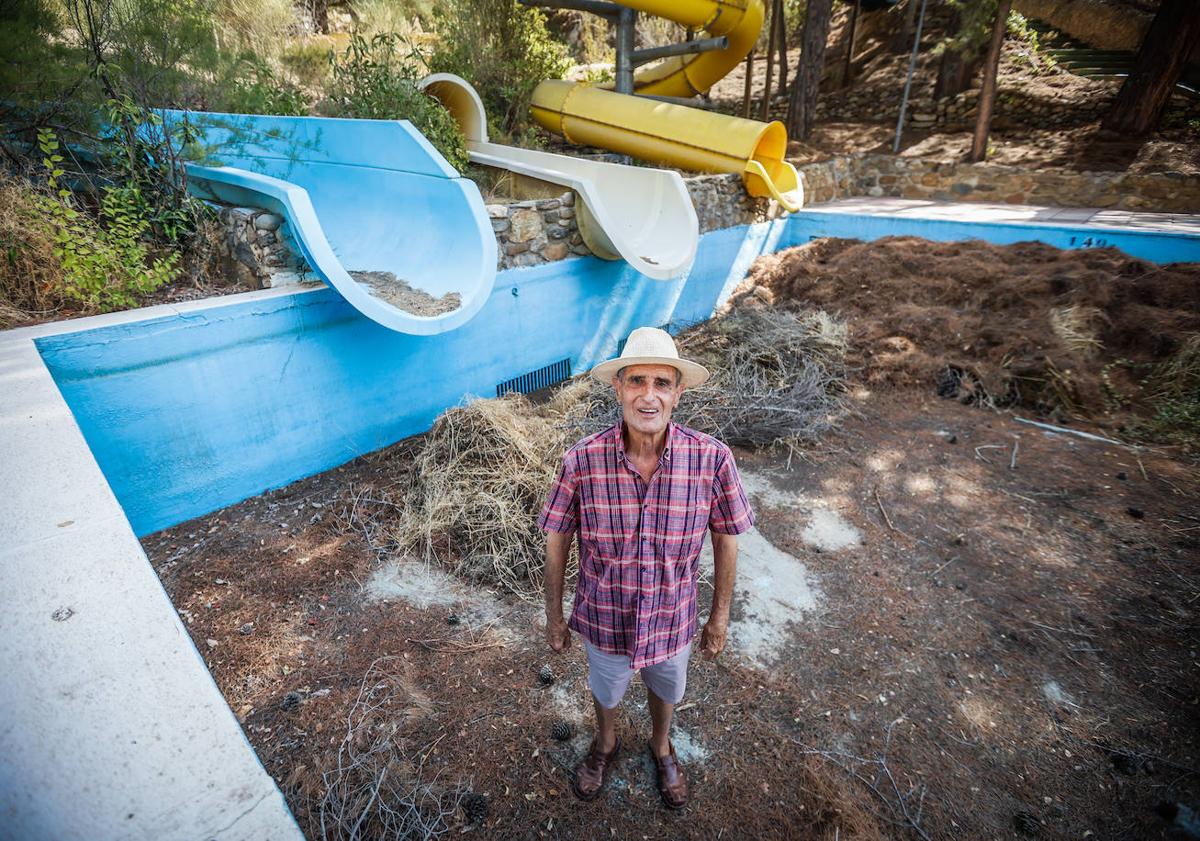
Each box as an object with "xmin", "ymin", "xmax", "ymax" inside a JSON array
[
  {"xmin": 544, "ymin": 530, "xmax": 573, "ymax": 651},
  {"xmin": 701, "ymin": 531, "xmax": 738, "ymax": 659}
]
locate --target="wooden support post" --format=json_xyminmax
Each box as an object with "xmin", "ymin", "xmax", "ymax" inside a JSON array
[
  {"xmin": 775, "ymin": 0, "xmax": 789, "ymax": 98},
  {"xmin": 969, "ymin": 0, "xmax": 1012, "ymax": 162},
  {"xmin": 760, "ymin": 0, "xmax": 779, "ymax": 119},
  {"xmin": 742, "ymin": 50, "xmax": 755, "ymax": 118}
]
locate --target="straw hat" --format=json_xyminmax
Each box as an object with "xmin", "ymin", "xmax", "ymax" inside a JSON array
[{"xmin": 590, "ymin": 327, "xmax": 710, "ymax": 388}]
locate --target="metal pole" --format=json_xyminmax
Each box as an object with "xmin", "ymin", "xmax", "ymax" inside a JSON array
[
  {"xmin": 893, "ymin": 0, "xmax": 928, "ymax": 153},
  {"xmin": 632, "ymin": 36, "xmax": 728, "ymax": 66},
  {"xmin": 516, "ymin": 0, "xmax": 619, "ymax": 18},
  {"xmin": 615, "ymin": 7, "xmax": 636, "ymax": 95},
  {"xmin": 742, "ymin": 50, "xmax": 755, "ymax": 117}
]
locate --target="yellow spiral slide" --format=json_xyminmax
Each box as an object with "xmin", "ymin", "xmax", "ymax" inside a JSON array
[{"xmin": 529, "ymin": 0, "xmax": 802, "ymax": 212}]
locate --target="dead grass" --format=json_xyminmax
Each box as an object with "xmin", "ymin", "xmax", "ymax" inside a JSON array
[
  {"xmin": 0, "ymin": 174, "xmax": 65, "ymax": 328},
  {"xmin": 392, "ymin": 394, "xmax": 568, "ymax": 601},
  {"xmin": 387, "ymin": 307, "xmax": 850, "ymax": 600}
]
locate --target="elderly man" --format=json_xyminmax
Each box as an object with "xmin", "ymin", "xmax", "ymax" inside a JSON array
[{"xmin": 538, "ymin": 326, "xmax": 754, "ymax": 810}]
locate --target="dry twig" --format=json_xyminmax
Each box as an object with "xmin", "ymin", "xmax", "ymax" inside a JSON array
[{"xmin": 316, "ymin": 657, "xmax": 465, "ymax": 840}]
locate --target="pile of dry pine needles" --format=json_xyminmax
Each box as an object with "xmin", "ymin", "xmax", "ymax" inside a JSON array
[{"xmin": 389, "ymin": 304, "xmax": 848, "ymax": 600}]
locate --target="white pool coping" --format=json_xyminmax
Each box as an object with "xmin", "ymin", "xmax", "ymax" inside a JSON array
[
  {"xmin": 810, "ymin": 196, "xmax": 1200, "ymax": 235},
  {"xmin": 0, "ymin": 292, "xmax": 305, "ymax": 840}
]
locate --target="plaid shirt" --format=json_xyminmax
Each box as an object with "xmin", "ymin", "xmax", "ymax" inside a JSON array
[{"xmin": 538, "ymin": 422, "xmax": 754, "ymax": 668}]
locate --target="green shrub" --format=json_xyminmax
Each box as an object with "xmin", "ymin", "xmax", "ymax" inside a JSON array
[
  {"xmin": 37, "ymin": 129, "xmax": 179, "ymax": 312},
  {"xmin": 1006, "ymin": 11, "xmax": 1056, "ymax": 73},
  {"xmin": 325, "ymin": 32, "xmax": 468, "ymax": 171},
  {"xmin": 430, "ymin": 0, "xmax": 571, "ymax": 141},
  {"xmin": 281, "ymin": 38, "xmax": 336, "ymax": 88},
  {"xmin": 220, "ymin": 53, "xmax": 309, "ymax": 115}
]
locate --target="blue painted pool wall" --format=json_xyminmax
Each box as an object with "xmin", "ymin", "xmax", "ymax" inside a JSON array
[
  {"xmin": 784, "ymin": 211, "xmax": 1200, "ymax": 263},
  {"xmin": 34, "ymin": 209, "xmax": 1197, "ymax": 536},
  {"xmin": 36, "ymin": 220, "xmax": 790, "ymax": 536}
]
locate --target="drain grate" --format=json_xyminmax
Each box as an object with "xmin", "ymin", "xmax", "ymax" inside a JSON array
[{"xmin": 496, "ymin": 358, "xmax": 572, "ymax": 397}]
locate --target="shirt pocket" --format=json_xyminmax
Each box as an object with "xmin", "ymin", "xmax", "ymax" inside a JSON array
[{"xmin": 578, "ymin": 505, "xmax": 630, "ymax": 562}]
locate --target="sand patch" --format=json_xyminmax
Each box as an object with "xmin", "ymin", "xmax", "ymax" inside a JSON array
[
  {"xmin": 700, "ymin": 527, "xmax": 820, "ymax": 668},
  {"xmin": 801, "ymin": 508, "xmax": 862, "ymax": 552},
  {"xmin": 670, "ymin": 727, "xmax": 711, "ymax": 765},
  {"xmin": 350, "ymin": 270, "xmax": 461, "ymax": 316},
  {"xmin": 364, "ymin": 559, "xmax": 504, "ymax": 628}
]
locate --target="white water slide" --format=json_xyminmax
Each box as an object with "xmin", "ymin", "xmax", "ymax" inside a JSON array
[{"xmin": 419, "ymin": 74, "xmax": 699, "ymax": 281}]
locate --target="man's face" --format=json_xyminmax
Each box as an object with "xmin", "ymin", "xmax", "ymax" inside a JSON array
[{"xmin": 612, "ymin": 363, "xmax": 684, "ymax": 439}]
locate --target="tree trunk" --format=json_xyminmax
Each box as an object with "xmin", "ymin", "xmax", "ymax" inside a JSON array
[
  {"xmin": 311, "ymin": 0, "xmax": 329, "ymax": 34},
  {"xmin": 934, "ymin": 10, "xmax": 983, "ymax": 100},
  {"xmin": 970, "ymin": 0, "xmax": 1012, "ymax": 162},
  {"xmin": 841, "ymin": 0, "xmax": 861, "ymax": 89},
  {"xmin": 935, "ymin": 47, "xmax": 982, "ymax": 99},
  {"xmin": 742, "ymin": 50, "xmax": 755, "ymax": 118},
  {"xmin": 787, "ymin": 0, "xmax": 834, "ymax": 141},
  {"xmin": 890, "ymin": 0, "xmax": 919, "ymax": 52},
  {"xmin": 1102, "ymin": 0, "xmax": 1200, "ymax": 135},
  {"xmin": 761, "ymin": 0, "xmax": 778, "ymax": 119},
  {"xmin": 775, "ymin": 0, "xmax": 789, "ymax": 99}
]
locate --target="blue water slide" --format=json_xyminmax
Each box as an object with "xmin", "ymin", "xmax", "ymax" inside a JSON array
[{"xmin": 169, "ymin": 111, "xmax": 497, "ymax": 335}]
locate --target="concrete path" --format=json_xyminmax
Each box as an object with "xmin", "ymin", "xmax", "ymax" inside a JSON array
[
  {"xmin": 809, "ymin": 197, "xmax": 1200, "ymax": 236},
  {"xmin": 0, "ymin": 297, "xmax": 303, "ymax": 840}
]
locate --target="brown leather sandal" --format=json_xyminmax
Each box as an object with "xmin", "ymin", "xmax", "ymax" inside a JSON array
[
  {"xmin": 572, "ymin": 737, "xmax": 621, "ymax": 801},
  {"xmin": 649, "ymin": 741, "xmax": 689, "ymax": 810}
]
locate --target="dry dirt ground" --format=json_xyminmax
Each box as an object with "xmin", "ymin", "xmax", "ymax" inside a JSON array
[
  {"xmin": 142, "ymin": 391, "xmax": 1200, "ymax": 840},
  {"xmin": 142, "ymin": 248, "xmax": 1200, "ymax": 839}
]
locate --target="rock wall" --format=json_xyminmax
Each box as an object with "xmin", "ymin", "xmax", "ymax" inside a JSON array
[
  {"xmin": 219, "ymin": 157, "xmax": 1198, "ymax": 285},
  {"xmin": 216, "ymin": 206, "xmax": 312, "ymax": 288}
]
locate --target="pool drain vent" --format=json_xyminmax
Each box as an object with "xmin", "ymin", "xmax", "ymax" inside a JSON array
[{"xmin": 496, "ymin": 358, "xmax": 572, "ymax": 397}]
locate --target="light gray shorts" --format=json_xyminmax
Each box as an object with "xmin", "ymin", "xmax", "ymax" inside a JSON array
[{"xmin": 583, "ymin": 639, "xmax": 693, "ymax": 710}]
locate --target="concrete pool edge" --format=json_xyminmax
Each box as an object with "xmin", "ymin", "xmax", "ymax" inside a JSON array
[{"xmin": 0, "ymin": 321, "xmax": 304, "ymax": 840}]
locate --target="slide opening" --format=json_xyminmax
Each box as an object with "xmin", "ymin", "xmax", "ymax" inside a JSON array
[{"xmin": 418, "ymin": 73, "xmax": 489, "ymax": 144}]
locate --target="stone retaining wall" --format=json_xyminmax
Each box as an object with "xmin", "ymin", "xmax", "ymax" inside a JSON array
[
  {"xmin": 220, "ymin": 157, "xmax": 1198, "ymax": 285},
  {"xmin": 216, "ymin": 206, "xmax": 311, "ymax": 288}
]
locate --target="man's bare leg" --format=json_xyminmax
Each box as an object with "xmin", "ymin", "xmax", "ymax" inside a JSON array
[
  {"xmin": 647, "ymin": 689, "xmax": 674, "ymax": 757},
  {"xmin": 593, "ymin": 694, "xmax": 619, "ymax": 752}
]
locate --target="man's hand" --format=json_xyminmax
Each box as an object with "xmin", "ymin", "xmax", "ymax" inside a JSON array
[
  {"xmin": 543, "ymin": 530, "xmax": 572, "ymax": 653},
  {"xmin": 545, "ymin": 616, "xmax": 572, "ymax": 652},
  {"xmin": 699, "ymin": 618, "xmax": 728, "ymax": 660},
  {"xmin": 703, "ymin": 531, "xmax": 738, "ymax": 660}
]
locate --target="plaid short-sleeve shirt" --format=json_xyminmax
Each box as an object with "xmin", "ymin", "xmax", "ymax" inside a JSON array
[{"xmin": 538, "ymin": 422, "xmax": 755, "ymax": 668}]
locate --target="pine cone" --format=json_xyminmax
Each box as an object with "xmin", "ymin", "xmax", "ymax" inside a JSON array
[
  {"xmin": 550, "ymin": 719, "xmax": 573, "ymax": 742},
  {"xmin": 537, "ymin": 664, "xmax": 555, "ymax": 685},
  {"xmin": 461, "ymin": 792, "xmax": 489, "ymax": 824}
]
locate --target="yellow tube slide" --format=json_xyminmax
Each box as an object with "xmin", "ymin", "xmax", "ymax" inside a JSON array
[
  {"xmin": 621, "ymin": 0, "xmax": 763, "ymax": 98},
  {"xmin": 529, "ymin": 0, "xmax": 802, "ymax": 212}
]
